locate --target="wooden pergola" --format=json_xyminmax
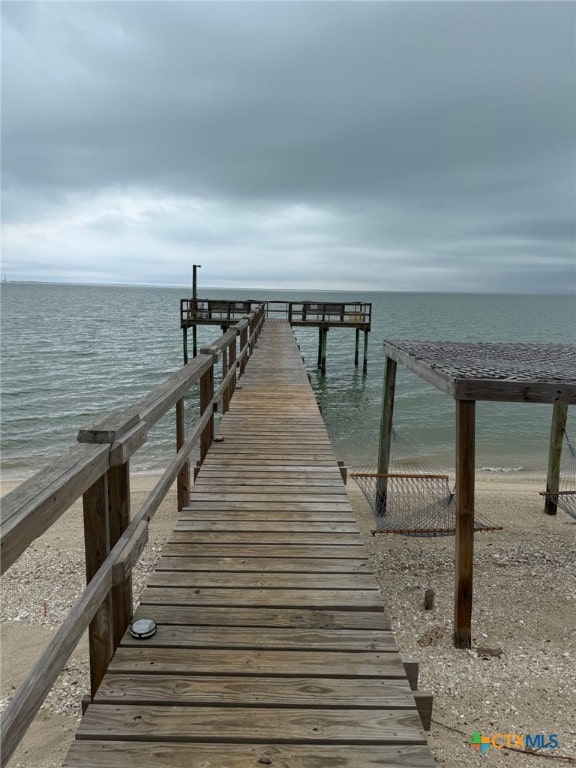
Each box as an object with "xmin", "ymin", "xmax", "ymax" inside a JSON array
[{"xmin": 378, "ymin": 341, "xmax": 576, "ymax": 649}]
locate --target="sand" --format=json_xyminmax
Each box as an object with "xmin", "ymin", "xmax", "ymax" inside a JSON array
[{"xmin": 1, "ymin": 473, "xmax": 575, "ymax": 767}]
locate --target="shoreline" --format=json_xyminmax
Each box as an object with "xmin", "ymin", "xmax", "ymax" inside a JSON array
[
  {"xmin": 1, "ymin": 473, "xmax": 575, "ymax": 767},
  {"xmin": 0, "ymin": 463, "xmax": 552, "ymax": 488}
]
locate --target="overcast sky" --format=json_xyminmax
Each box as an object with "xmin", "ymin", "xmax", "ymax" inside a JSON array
[{"xmin": 2, "ymin": 1, "xmax": 575, "ymax": 293}]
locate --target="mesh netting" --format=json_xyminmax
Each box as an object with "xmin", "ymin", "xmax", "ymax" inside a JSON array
[{"xmin": 351, "ymin": 431, "xmax": 501, "ymax": 536}]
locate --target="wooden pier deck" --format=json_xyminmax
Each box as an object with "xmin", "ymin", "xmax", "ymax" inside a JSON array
[{"xmin": 64, "ymin": 321, "xmax": 434, "ymax": 768}]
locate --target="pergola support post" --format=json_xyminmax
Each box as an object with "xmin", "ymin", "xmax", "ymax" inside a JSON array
[
  {"xmin": 376, "ymin": 356, "xmax": 397, "ymax": 514},
  {"xmin": 544, "ymin": 403, "xmax": 568, "ymax": 515},
  {"xmin": 454, "ymin": 399, "xmax": 476, "ymax": 649}
]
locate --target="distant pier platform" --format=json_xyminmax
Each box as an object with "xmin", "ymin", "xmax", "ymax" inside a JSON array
[{"xmin": 180, "ymin": 299, "xmax": 372, "ymax": 371}]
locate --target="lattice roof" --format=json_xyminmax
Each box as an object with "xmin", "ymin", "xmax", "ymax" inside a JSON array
[{"xmin": 383, "ymin": 341, "xmax": 576, "ymax": 404}]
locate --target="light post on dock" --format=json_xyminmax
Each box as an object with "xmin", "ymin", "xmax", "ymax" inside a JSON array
[{"xmin": 192, "ymin": 264, "xmax": 201, "ymax": 357}]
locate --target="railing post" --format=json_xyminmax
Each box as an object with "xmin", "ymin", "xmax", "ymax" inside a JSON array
[
  {"xmin": 107, "ymin": 462, "xmax": 132, "ymax": 649},
  {"xmin": 222, "ymin": 347, "xmax": 230, "ymax": 413},
  {"xmin": 83, "ymin": 475, "xmax": 114, "ymax": 698},
  {"xmin": 200, "ymin": 364, "xmax": 214, "ymax": 463},
  {"xmin": 240, "ymin": 324, "xmax": 248, "ymax": 376},
  {"xmin": 228, "ymin": 334, "xmax": 237, "ymax": 404},
  {"xmin": 176, "ymin": 398, "xmax": 189, "ymax": 509},
  {"xmin": 249, "ymin": 314, "xmax": 256, "ymax": 355}
]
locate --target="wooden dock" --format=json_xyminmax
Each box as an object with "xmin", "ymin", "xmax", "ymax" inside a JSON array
[{"xmin": 64, "ymin": 321, "xmax": 434, "ymax": 768}]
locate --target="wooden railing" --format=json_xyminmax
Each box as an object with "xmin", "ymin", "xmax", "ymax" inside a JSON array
[
  {"xmin": 0, "ymin": 305, "xmax": 266, "ymax": 766},
  {"xmin": 285, "ymin": 302, "xmax": 371, "ymax": 329},
  {"xmin": 181, "ymin": 299, "xmax": 371, "ymax": 330}
]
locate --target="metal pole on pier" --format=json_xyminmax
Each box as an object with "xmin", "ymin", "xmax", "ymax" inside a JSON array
[{"xmin": 192, "ymin": 264, "xmax": 201, "ymax": 358}]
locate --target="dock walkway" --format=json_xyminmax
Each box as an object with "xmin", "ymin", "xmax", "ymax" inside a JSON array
[{"xmin": 65, "ymin": 321, "xmax": 434, "ymax": 768}]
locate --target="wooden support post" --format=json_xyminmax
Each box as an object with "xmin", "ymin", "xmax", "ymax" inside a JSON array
[
  {"xmin": 414, "ymin": 692, "xmax": 433, "ymax": 731},
  {"xmin": 544, "ymin": 403, "xmax": 568, "ymax": 515},
  {"xmin": 107, "ymin": 462, "xmax": 132, "ymax": 650},
  {"xmin": 320, "ymin": 328, "xmax": 328, "ymax": 373},
  {"xmin": 317, "ymin": 327, "xmax": 322, "ymax": 369},
  {"xmin": 83, "ymin": 475, "xmax": 113, "ymax": 698},
  {"xmin": 454, "ymin": 399, "xmax": 476, "ymax": 649},
  {"xmin": 182, "ymin": 326, "xmax": 188, "ymax": 366},
  {"xmin": 363, "ymin": 330, "xmax": 369, "ymax": 373},
  {"xmin": 376, "ymin": 356, "xmax": 397, "ymax": 514},
  {"xmin": 354, "ymin": 328, "xmax": 360, "ymax": 366},
  {"xmin": 176, "ymin": 398, "xmax": 189, "ymax": 510},
  {"xmin": 199, "ymin": 365, "xmax": 214, "ymax": 463},
  {"xmin": 402, "ymin": 659, "xmax": 419, "ymax": 691}
]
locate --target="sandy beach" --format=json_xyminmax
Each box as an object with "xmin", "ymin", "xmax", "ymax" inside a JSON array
[{"xmin": 1, "ymin": 472, "xmax": 575, "ymax": 767}]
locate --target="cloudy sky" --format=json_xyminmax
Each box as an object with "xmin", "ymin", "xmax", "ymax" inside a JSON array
[{"xmin": 2, "ymin": 1, "xmax": 575, "ymax": 292}]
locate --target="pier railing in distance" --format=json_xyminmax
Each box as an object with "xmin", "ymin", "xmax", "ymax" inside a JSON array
[
  {"xmin": 181, "ymin": 299, "xmax": 371, "ymax": 330},
  {"xmin": 0, "ymin": 305, "xmax": 266, "ymax": 767}
]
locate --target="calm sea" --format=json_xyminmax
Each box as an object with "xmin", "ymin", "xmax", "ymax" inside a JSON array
[{"xmin": 1, "ymin": 283, "xmax": 574, "ymax": 482}]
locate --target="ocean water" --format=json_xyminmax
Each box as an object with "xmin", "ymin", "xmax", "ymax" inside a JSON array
[{"xmin": 1, "ymin": 282, "xmax": 574, "ymax": 482}]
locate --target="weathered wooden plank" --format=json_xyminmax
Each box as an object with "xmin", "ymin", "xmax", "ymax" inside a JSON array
[
  {"xmin": 181, "ymin": 503, "xmax": 353, "ymax": 514},
  {"xmin": 169, "ymin": 531, "xmax": 362, "ymax": 545},
  {"xmin": 147, "ymin": 571, "xmax": 377, "ymax": 590},
  {"xmin": 174, "ymin": 521, "xmax": 357, "ymax": 533},
  {"xmin": 140, "ymin": 587, "xmax": 382, "ymax": 610},
  {"xmin": 193, "ymin": 477, "xmax": 345, "ymax": 487},
  {"xmin": 65, "ymin": 741, "xmax": 436, "ymax": 768},
  {"xmin": 187, "ymin": 493, "xmax": 349, "ymax": 504},
  {"xmin": 161, "ymin": 543, "xmax": 367, "ymax": 558},
  {"xmin": 179, "ymin": 510, "xmax": 354, "ymax": 521},
  {"xmin": 454, "ymin": 378, "xmax": 576, "ymax": 404},
  {"xmin": 120, "ymin": 626, "xmax": 397, "ymax": 651},
  {"xmin": 200, "ymin": 461, "xmax": 339, "ymax": 469},
  {"xmin": 214, "ymin": 437, "xmax": 333, "ymax": 446},
  {"xmin": 208, "ymin": 448, "xmax": 336, "ymax": 456},
  {"xmin": 133, "ymin": 605, "xmax": 391, "ymax": 630},
  {"xmin": 197, "ymin": 466, "xmax": 341, "ymax": 475},
  {"xmin": 155, "ymin": 556, "xmax": 372, "ymax": 573},
  {"xmin": 76, "ymin": 704, "xmax": 424, "ymax": 743},
  {"xmin": 94, "ymin": 674, "xmax": 414, "ymax": 707}
]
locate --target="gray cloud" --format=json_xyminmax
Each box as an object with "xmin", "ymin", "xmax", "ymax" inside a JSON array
[{"xmin": 1, "ymin": 1, "xmax": 575, "ymax": 292}]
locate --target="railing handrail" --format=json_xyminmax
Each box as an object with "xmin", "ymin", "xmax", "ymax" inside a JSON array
[{"xmin": 0, "ymin": 304, "xmax": 266, "ymax": 767}]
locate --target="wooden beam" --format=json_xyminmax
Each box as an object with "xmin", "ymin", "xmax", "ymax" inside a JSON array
[
  {"xmin": 454, "ymin": 399, "xmax": 476, "ymax": 649},
  {"xmin": 544, "ymin": 404, "xmax": 569, "ymax": 514}
]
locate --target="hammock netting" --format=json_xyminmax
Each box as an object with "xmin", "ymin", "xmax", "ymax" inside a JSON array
[
  {"xmin": 351, "ymin": 431, "xmax": 502, "ymax": 537},
  {"xmin": 541, "ymin": 429, "xmax": 576, "ymax": 520}
]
